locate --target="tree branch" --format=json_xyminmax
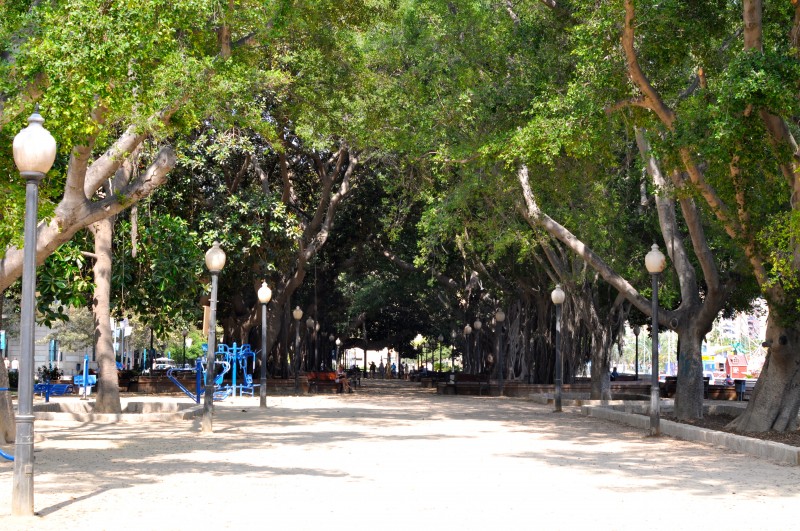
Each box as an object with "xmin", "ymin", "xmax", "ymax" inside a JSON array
[
  {"xmin": 621, "ymin": 1, "xmax": 676, "ymax": 126},
  {"xmin": 0, "ymin": 147, "xmax": 176, "ymax": 291},
  {"xmin": 516, "ymin": 165, "xmax": 671, "ymax": 324}
]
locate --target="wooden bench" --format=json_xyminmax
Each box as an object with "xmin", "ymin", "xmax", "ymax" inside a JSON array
[
  {"xmin": 307, "ymin": 372, "xmax": 341, "ymax": 394},
  {"xmin": 660, "ymin": 376, "xmax": 712, "ymax": 398}
]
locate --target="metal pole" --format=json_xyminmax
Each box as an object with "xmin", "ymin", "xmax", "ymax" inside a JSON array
[
  {"xmin": 82, "ymin": 354, "xmax": 89, "ymax": 400},
  {"xmin": 202, "ymin": 271, "xmax": 219, "ymax": 433},
  {"xmin": 498, "ymin": 325, "xmax": 504, "ymax": 396},
  {"xmin": 650, "ymin": 273, "xmax": 661, "ymax": 436},
  {"xmin": 260, "ymin": 302, "xmax": 268, "ymax": 408},
  {"xmin": 465, "ymin": 337, "xmax": 470, "ymax": 374},
  {"xmin": 634, "ymin": 331, "xmax": 639, "ymax": 381},
  {"xmin": 554, "ymin": 303, "xmax": 562, "ymax": 412},
  {"xmin": 294, "ymin": 324, "xmax": 300, "ymax": 392},
  {"xmin": 12, "ymin": 172, "xmax": 42, "ymax": 515}
]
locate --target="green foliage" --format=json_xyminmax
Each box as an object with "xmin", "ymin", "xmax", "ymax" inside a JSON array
[
  {"xmin": 36, "ymin": 364, "xmax": 62, "ymax": 382},
  {"xmin": 36, "ymin": 239, "xmax": 93, "ymax": 327},
  {"xmin": 759, "ymin": 211, "xmax": 800, "ymax": 320},
  {"xmin": 113, "ymin": 213, "xmax": 203, "ymax": 335}
]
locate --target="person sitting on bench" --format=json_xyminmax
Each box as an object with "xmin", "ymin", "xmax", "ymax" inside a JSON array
[{"xmin": 336, "ymin": 365, "xmax": 351, "ymax": 393}]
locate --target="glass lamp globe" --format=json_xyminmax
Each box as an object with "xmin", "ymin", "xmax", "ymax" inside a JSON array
[
  {"xmin": 551, "ymin": 284, "xmax": 566, "ymax": 305},
  {"xmin": 257, "ymin": 282, "xmax": 272, "ymax": 304},
  {"xmin": 205, "ymin": 242, "xmax": 226, "ymax": 273}
]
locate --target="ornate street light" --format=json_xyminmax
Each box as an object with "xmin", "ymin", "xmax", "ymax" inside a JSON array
[
  {"xmin": 645, "ymin": 243, "xmax": 667, "ymax": 436},
  {"xmin": 335, "ymin": 338, "xmax": 342, "ymax": 368},
  {"xmin": 495, "ymin": 309, "xmax": 506, "ymax": 395},
  {"xmin": 11, "ymin": 108, "xmax": 57, "ymax": 516},
  {"xmin": 257, "ymin": 281, "xmax": 272, "ymax": 408},
  {"xmin": 551, "ymin": 285, "xmax": 565, "ymax": 413},
  {"xmin": 293, "ymin": 306, "xmax": 303, "ymax": 392},
  {"xmin": 203, "ymin": 241, "xmax": 226, "ymax": 433}
]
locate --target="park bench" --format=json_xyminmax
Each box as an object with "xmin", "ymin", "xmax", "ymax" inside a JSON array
[
  {"xmin": 660, "ymin": 376, "xmax": 711, "ymax": 398},
  {"xmin": 307, "ymin": 372, "xmax": 340, "ymax": 394},
  {"xmin": 448, "ymin": 373, "xmax": 490, "ymax": 396},
  {"xmin": 734, "ymin": 378, "xmax": 757, "ymax": 401},
  {"xmin": 34, "ymin": 383, "xmax": 74, "ymax": 400},
  {"xmin": 346, "ymin": 368, "xmax": 362, "ymax": 389}
]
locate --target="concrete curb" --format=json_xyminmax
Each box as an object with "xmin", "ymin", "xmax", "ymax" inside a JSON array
[
  {"xmin": 582, "ymin": 404, "xmax": 800, "ymax": 466},
  {"xmin": 34, "ymin": 405, "xmax": 203, "ymax": 424}
]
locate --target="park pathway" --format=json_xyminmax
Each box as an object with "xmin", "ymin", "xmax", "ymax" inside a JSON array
[{"xmin": 1, "ymin": 379, "xmax": 798, "ymax": 530}]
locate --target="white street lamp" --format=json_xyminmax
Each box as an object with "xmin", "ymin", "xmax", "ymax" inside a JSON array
[
  {"xmin": 551, "ymin": 284, "xmax": 565, "ymax": 412},
  {"xmin": 645, "ymin": 243, "xmax": 666, "ymax": 436},
  {"xmin": 12, "ymin": 109, "xmax": 57, "ymax": 516},
  {"xmin": 203, "ymin": 241, "xmax": 226, "ymax": 433},
  {"xmin": 257, "ymin": 281, "xmax": 272, "ymax": 408}
]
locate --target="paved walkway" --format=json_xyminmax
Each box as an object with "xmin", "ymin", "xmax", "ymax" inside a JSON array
[{"xmin": 1, "ymin": 380, "xmax": 798, "ymax": 530}]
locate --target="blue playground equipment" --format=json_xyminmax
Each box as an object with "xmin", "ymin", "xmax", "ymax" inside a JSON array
[
  {"xmin": 216, "ymin": 343, "xmax": 257, "ymax": 397},
  {"xmin": 165, "ymin": 342, "xmax": 257, "ymax": 401},
  {"xmin": 166, "ymin": 358, "xmax": 230, "ymax": 403}
]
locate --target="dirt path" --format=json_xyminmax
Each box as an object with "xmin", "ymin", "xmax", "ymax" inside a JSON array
[{"xmin": 1, "ymin": 380, "xmax": 798, "ymax": 530}]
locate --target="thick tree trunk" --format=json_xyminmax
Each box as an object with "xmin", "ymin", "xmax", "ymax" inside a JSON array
[
  {"xmin": 91, "ymin": 217, "xmax": 122, "ymax": 414},
  {"xmin": 0, "ymin": 357, "xmax": 15, "ymax": 443},
  {"xmin": 673, "ymin": 321, "xmax": 706, "ymax": 420},
  {"xmin": 727, "ymin": 312, "xmax": 800, "ymax": 432},
  {"xmin": 589, "ymin": 332, "xmax": 612, "ymax": 401}
]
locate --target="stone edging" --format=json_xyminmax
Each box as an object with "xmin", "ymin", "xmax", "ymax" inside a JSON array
[
  {"xmin": 581, "ymin": 403, "xmax": 800, "ymax": 466},
  {"xmin": 34, "ymin": 404, "xmax": 203, "ymax": 424}
]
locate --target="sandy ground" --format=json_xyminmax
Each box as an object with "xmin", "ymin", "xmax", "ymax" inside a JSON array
[{"xmin": 0, "ymin": 380, "xmax": 799, "ymax": 530}]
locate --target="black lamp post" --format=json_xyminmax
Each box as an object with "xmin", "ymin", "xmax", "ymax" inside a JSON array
[
  {"xmin": 633, "ymin": 325, "xmax": 641, "ymax": 381},
  {"xmin": 496, "ymin": 309, "xmax": 506, "ymax": 395},
  {"xmin": 306, "ymin": 317, "xmax": 315, "ymax": 372},
  {"xmin": 450, "ymin": 330, "xmax": 457, "ymax": 378},
  {"xmin": 551, "ymin": 284, "xmax": 565, "ymax": 413},
  {"xmin": 11, "ymin": 108, "xmax": 57, "ymax": 516},
  {"xmin": 645, "ymin": 243, "xmax": 667, "ymax": 436},
  {"xmin": 257, "ymin": 281, "xmax": 272, "ymax": 408},
  {"xmin": 181, "ymin": 329, "xmax": 188, "ymax": 368},
  {"xmin": 473, "ymin": 319, "xmax": 482, "ymax": 372},
  {"xmin": 293, "ymin": 306, "xmax": 303, "ymax": 392},
  {"xmin": 335, "ymin": 338, "xmax": 341, "ymax": 368},
  {"xmin": 437, "ymin": 334, "xmax": 444, "ymax": 373},
  {"xmin": 328, "ymin": 334, "xmax": 335, "ymax": 370},
  {"xmin": 464, "ymin": 324, "xmax": 472, "ymax": 373},
  {"xmin": 203, "ymin": 241, "xmax": 226, "ymax": 433}
]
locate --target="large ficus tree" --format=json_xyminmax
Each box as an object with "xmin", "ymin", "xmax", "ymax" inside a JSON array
[{"xmin": 596, "ymin": 1, "xmax": 800, "ymax": 432}]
